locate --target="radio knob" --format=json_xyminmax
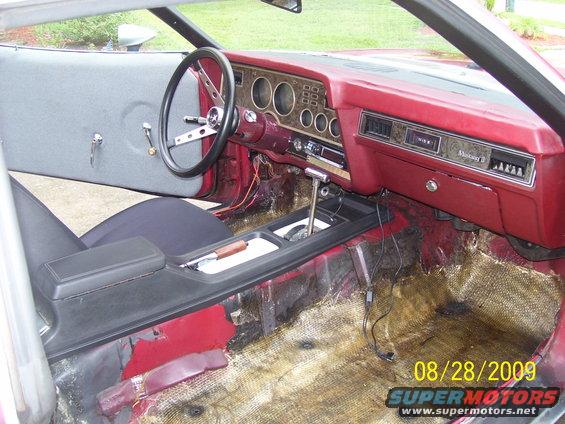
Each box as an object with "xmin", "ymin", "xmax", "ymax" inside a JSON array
[
  {"xmin": 312, "ymin": 144, "xmax": 322, "ymax": 155},
  {"xmin": 425, "ymin": 180, "xmax": 438, "ymax": 192},
  {"xmin": 293, "ymin": 139, "xmax": 303, "ymax": 151}
]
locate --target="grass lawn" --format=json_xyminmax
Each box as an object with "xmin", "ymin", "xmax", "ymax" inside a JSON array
[
  {"xmin": 24, "ymin": 0, "xmax": 564, "ymax": 55},
  {"xmin": 132, "ymin": 0, "xmax": 459, "ymax": 54}
]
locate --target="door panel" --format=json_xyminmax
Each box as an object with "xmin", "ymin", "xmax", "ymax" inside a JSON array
[{"xmin": 0, "ymin": 46, "xmax": 204, "ymax": 197}]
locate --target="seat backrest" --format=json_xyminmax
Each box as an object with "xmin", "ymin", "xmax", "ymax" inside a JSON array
[{"xmin": 10, "ymin": 177, "xmax": 86, "ymax": 275}]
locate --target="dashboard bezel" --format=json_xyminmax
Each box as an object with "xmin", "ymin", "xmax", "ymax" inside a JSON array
[
  {"xmin": 359, "ymin": 110, "xmax": 537, "ymax": 188},
  {"xmin": 230, "ymin": 63, "xmax": 343, "ymax": 148}
]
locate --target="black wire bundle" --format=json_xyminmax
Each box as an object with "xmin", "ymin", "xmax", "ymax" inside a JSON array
[{"xmin": 361, "ymin": 191, "xmax": 403, "ymax": 361}]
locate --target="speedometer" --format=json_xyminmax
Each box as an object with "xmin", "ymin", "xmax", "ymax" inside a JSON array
[
  {"xmin": 252, "ymin": 77, "xmax": 271, "ymax": 109},
  {"xmin": 273, "ymin": 82, "xmax": 295, "ymax": 116}
]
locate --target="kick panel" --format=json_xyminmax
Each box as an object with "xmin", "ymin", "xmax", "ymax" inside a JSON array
[{"xmin": 359, "ymin": 111, "xmax": 536, "ymax": 186}]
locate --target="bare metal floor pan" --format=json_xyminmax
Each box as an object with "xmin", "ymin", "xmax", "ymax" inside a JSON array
[{"xmin": 141, "ymin": 248, "xmax": 563, "ymax": 424}]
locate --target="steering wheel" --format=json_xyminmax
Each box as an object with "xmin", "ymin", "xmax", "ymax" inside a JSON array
[{"xmin": 158, "ymin": 47, "xmax": 236, "ymax": 177}]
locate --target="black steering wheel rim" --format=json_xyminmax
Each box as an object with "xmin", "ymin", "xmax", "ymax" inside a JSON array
[{"xmin": 158, "ymin": 47, "xmax": 236, "ymax": 178}]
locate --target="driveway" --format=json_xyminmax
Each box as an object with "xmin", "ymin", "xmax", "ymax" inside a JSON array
[{"xmin": 512, "ymin": 0, "xmax": 565, "ymax": 69}]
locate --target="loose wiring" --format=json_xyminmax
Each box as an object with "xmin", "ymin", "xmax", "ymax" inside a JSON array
[
  {"xmin": 362, "ymin": 190, "xmax": 402, "ymax": 361},
  {"xmin": 362, "ymin": 191, "xmax": 390, "ymax": 360},
  {"xmin": 213, "ymin": 156, "xmax": 262, "ymax": 216},
  {"xmin": 369, "ymin": 225, "xmax": 403, "ymax": 356}
]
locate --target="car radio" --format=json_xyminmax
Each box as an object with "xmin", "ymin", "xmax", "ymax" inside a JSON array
[{"xmin": 288, "ymin": 134, "xmax": 347, "ymax": 170}]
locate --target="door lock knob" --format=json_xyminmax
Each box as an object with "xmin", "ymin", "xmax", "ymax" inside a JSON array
[{"xmin": 90, "ymin": 133, "xmax": 103, "ymax": 168}]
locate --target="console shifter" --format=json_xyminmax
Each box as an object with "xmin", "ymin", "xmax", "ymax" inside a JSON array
[{"xmin": 305, "ymin": 167, "xmax": 330, "ymax": 236}]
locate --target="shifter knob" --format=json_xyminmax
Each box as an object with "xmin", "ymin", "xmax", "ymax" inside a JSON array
[{"xmin": 305, "ymin": 167, "xmax": 330, "ymax": 183}]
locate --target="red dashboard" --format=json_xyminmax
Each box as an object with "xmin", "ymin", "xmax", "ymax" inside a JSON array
[{"xmin": 217, "ymin": 50, "xmax": 564, "ymax": 250}]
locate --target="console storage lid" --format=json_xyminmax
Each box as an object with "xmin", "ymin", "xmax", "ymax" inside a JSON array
[{"xmin": 36, "ymin": 237, "xmax": 166, "ymax": 300}]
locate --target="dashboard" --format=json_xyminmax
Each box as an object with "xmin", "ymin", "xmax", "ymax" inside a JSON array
[{"xmin": 220, "ymin": 51, "xmax": 564, "ymax": 251}]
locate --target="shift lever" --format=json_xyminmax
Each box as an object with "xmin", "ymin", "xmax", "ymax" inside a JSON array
[{"xmin": 305, "ymin": 167, "xmax": 330, "ymax": 236}]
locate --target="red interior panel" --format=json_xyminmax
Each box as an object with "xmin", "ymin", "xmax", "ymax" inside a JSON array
[
  {"xmin": 377, "ymin": 154, "xmax": 504, "ymax": 234},
  {"xmin": 222, "ymin": 51, "xmax": 564, "ymax": 249}
]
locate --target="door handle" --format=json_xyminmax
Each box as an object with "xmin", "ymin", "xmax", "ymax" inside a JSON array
[{"xmin": 90, "ymin": 133, "xmax": 103, "ymax": 168}]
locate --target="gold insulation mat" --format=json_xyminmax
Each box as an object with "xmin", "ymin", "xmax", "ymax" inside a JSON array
[{"xmin": 142, "ymin": 247, "xmax": 563, "ymax": 424}]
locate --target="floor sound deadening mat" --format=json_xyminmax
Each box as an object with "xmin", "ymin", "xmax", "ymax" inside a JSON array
[{"xmin": 141, "ymin": 247, "xmax": 563, "ymax": 424}]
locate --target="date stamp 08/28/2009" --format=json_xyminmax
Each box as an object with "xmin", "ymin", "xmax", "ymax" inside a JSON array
[{"xmin": 413, "ymin": 360, "xmax": 536, "ymax": 383}]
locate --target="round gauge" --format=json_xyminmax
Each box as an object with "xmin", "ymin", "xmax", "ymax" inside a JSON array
[
  {"xmin": 273, "ymin": 82, "xmax": 295, "ymax": 116},
  {"xmin": 300, "ymin": 109, "xmax": 313, "ymax": 127},
  {"xmin": 315, "ymin": 113, "xmax": 328, "ymax": 132},
  {"xmin": 252, "ymin": 77, "xmax": 272, "ymax": 109},
  {"xmin": 329, "ymin": 118, "xmax": 341, "ymax": 137}
]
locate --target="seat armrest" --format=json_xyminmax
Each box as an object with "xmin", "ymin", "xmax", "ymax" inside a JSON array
[{"xmin": 36, "ymin": 237, "xmax": 165, "ymax": 300}]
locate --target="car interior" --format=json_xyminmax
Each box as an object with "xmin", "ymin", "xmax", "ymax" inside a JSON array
[{"xmin": 0, "ymin": 1, "xmax": 563, "ymax": 423}]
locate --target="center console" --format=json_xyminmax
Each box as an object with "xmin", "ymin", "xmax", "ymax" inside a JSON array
[{"xmin": 38, "ymin": 194, "xmax": 392, "ymax": 362}]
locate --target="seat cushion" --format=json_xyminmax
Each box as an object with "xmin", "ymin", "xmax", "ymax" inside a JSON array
[{"xmin": 81, "ymin": 198, "xmax": 233, "ymax": 256}]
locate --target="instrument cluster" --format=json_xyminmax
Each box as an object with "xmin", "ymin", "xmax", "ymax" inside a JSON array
[{"xmin": 232, "ymin": 64, "xmax": 342, "ymax": 148}]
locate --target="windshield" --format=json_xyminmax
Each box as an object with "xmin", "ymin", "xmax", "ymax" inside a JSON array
[
  {"xmin": 181, "ymin": 0, "xmax": 463, "ymax": 56},
  {"xmin": 1, "ymin": 0, "xmax": 562, "ymax": 71},
  {"xmin": 174, "ymin": 0, "xmax": 561, "ymax": 72}
]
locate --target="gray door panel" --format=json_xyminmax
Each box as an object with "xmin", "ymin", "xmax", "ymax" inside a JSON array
[{"xmin": 0, "ymin": 46, "xmax": 204, "ymax": 197}]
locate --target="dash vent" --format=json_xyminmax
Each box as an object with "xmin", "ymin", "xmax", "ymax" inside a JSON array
[
  {"xmin": 360, "ymin": 113, "xmax": 393, "ymax": 140},
  {"xmin": 489, "ymin": 150, "xmax": 529, "ymax": 180}
]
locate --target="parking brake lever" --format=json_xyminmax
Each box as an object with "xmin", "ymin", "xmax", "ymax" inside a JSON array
[
  {"xmin": 305, "ymin": 167, "xmax": 330, "ymax": 236},
  {"xmin": 180, "ymin": 240, "xmax": 248, "ymax": 269}
]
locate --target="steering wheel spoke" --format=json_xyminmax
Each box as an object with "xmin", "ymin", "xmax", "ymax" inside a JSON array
[
  {"xmin": 196, "ymin": 60, "xmax": 225, "ymax": 107},
  {"xmin": 183, "ymin": 115, "xmax": 208, "ymax": 125},
  {"xmin": 174, "ymin": 124, "xmax": 217, "ymax": 147}
]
